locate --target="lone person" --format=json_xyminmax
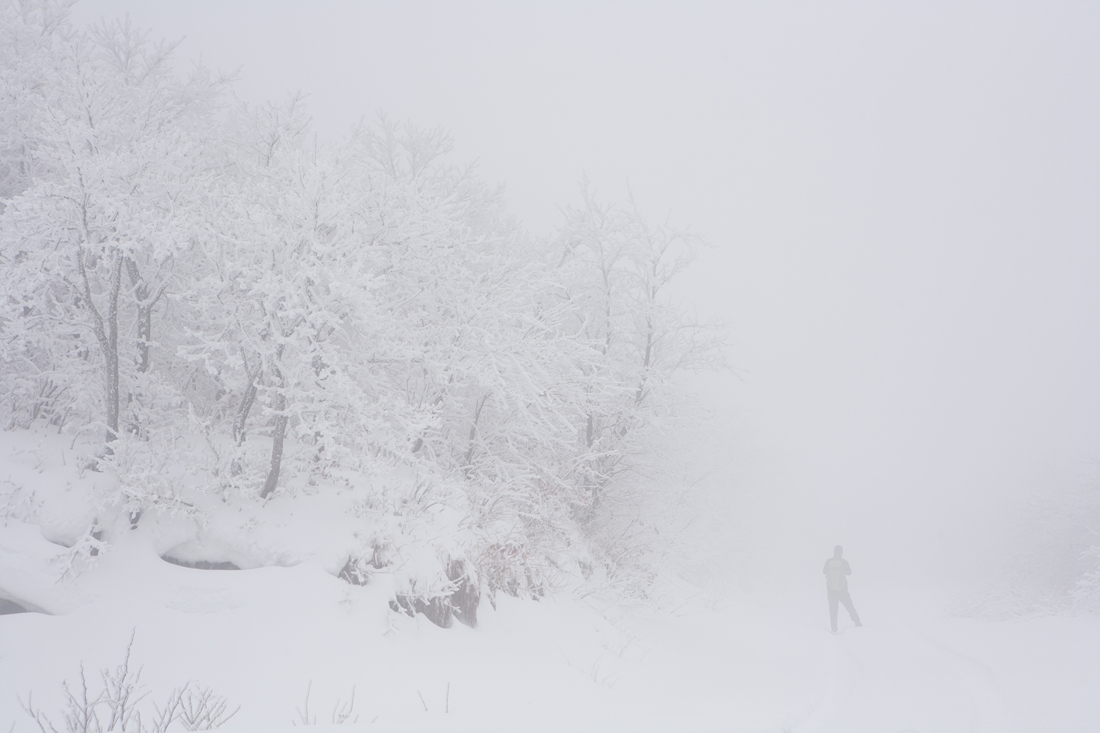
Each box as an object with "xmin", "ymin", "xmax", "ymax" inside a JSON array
[{"xmin": 823, "ymin": 545, "xmax": 862, "ymax": 633}]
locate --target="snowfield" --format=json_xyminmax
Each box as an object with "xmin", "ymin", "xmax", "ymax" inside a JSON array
[
  {"xmin": 1, "ymin": 432, "xmax": 1097, "ymax": 733},
  {"xmin": 2, "ymin": 2, "xmax": 1097, "ymax": 731}
]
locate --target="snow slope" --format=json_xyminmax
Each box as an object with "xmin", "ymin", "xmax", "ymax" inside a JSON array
[
  {"xmin": 3, "ymin": 524, "xmax": 1098, "ymax": 732},
  {"xmin": 1, "ymin": 430, "xmax": 1098, "ymax": 732}
]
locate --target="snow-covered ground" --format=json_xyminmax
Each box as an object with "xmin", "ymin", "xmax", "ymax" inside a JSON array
[{"xmin": 2, "ymin": 430, "xmax": 1098, "ymax": 733}]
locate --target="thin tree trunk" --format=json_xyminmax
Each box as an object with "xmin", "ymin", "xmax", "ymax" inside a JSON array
[
  {"xmin": 124, "ymin": 258, "xmax": 165, "ymax": 374},
  {"xmin": 79, "ymin": 245, "xmax": 123, "ymax": 444},
  {"xmin": 232, "ymin": 363, "xmax": 261, "ymax": 445},
  {"xmin": 634, "ymin": 316, "xmax": 654, "ymax": 406},
  {"xmin": 260, "ymin": 400, "xmax": 287, "ymax": 499},
  {"xmin": 105, "ymin": 314, "xmax": 119, "ymax": 441},
  {"xmin": 105, "ymin": 254, "xmax": 121, "ymax": 443},
  {"xmin": 260, "ymin": 360, "xmax": 287, "ymax": 499},
  {"xmin": 462, "ymin": 392, "xmax": 490, "ymax": 477}
]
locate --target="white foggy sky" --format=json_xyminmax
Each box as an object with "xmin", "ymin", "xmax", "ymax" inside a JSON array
[{"xmin": 71, "ymin": 0, "xmax": 1100, "ymax": 581}]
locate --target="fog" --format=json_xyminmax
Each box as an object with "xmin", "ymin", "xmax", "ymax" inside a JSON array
[{"xmin": 72, "ymin": 0, "xmax": 1100, "ymax": 595}]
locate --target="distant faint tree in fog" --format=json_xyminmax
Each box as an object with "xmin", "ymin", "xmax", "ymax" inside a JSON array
[
  {"xmin": 0, "ymin": 0, "xmax": 71, "ymax": 201},
  {"xmin": 951, "ymin": 473, "xmax": 1100, "ymax": 617}
]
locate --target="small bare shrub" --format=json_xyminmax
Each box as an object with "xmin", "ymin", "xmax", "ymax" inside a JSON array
[{"xmin": 19, "ymin": 633, "xmax": 238, "ymax": 732}]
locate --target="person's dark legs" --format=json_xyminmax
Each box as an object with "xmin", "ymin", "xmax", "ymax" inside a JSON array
[
  {"xmin": 841, "ymin": 592, "xmax": 861, "ymax": 626},
  {"xmin": 828, "ymin": 590, "xmax": 839, "ymax": 632}
]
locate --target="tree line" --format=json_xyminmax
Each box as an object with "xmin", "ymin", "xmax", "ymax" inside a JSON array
[{"xmin": 0, "ymin": 1, "xmax": 724, "ymax": 612}]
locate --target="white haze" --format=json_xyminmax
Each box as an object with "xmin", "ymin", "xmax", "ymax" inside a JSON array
[{"xmin": 71, "ymin": 0, "xmax": 1100, "ymax": 594}]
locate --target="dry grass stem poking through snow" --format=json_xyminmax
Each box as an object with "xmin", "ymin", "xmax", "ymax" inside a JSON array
[{"xmin": 293, "ymin": 682, "xmax": 359, "ymax": 725}]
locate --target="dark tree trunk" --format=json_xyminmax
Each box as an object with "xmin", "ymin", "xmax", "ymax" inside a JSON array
[
  {"xmin": 462, "ymin": 392, "xmax": 490, "ymax": 476},
  {"xmin": 104, "ymin": 314, "xmax": 119, "ymax": 441},
  {"xmin": 635, "ymin": 315, "xmax": 654, "ymax": 406},
  {"xmin": 232, "ymin": 364, "xmax": 261, "ymax": 445},
  {"xmin": 80, "ymin": 246, "xmax": 123, "ymax": 445},
  {"xmin": 260, "ymin": 361, "xmax": 287, "ymax": 499},
  {"xmin": 124, "ymin": 258, "xmax": 165, "ymax": 374},
  {"xmin": 260, "ymin": 398, "xmax": 287, "ymax": 499}
]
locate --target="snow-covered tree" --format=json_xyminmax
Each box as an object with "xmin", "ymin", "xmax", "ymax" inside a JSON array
[
  {"xmin": 0, "ymin": 14, "xmax": 223, "ymax": 446},
  {"xmin": 549, "ymin": 187, "xmax": 726, "ymax": 528},
  {"xmin": 345, "ymin": 121, "xmax": 596, "ymax": 594}
]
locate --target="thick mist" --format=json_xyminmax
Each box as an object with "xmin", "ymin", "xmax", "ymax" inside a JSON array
[{"xmin": 69, "ymin": 0, "xmax": 1100, "ymax": 601}]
